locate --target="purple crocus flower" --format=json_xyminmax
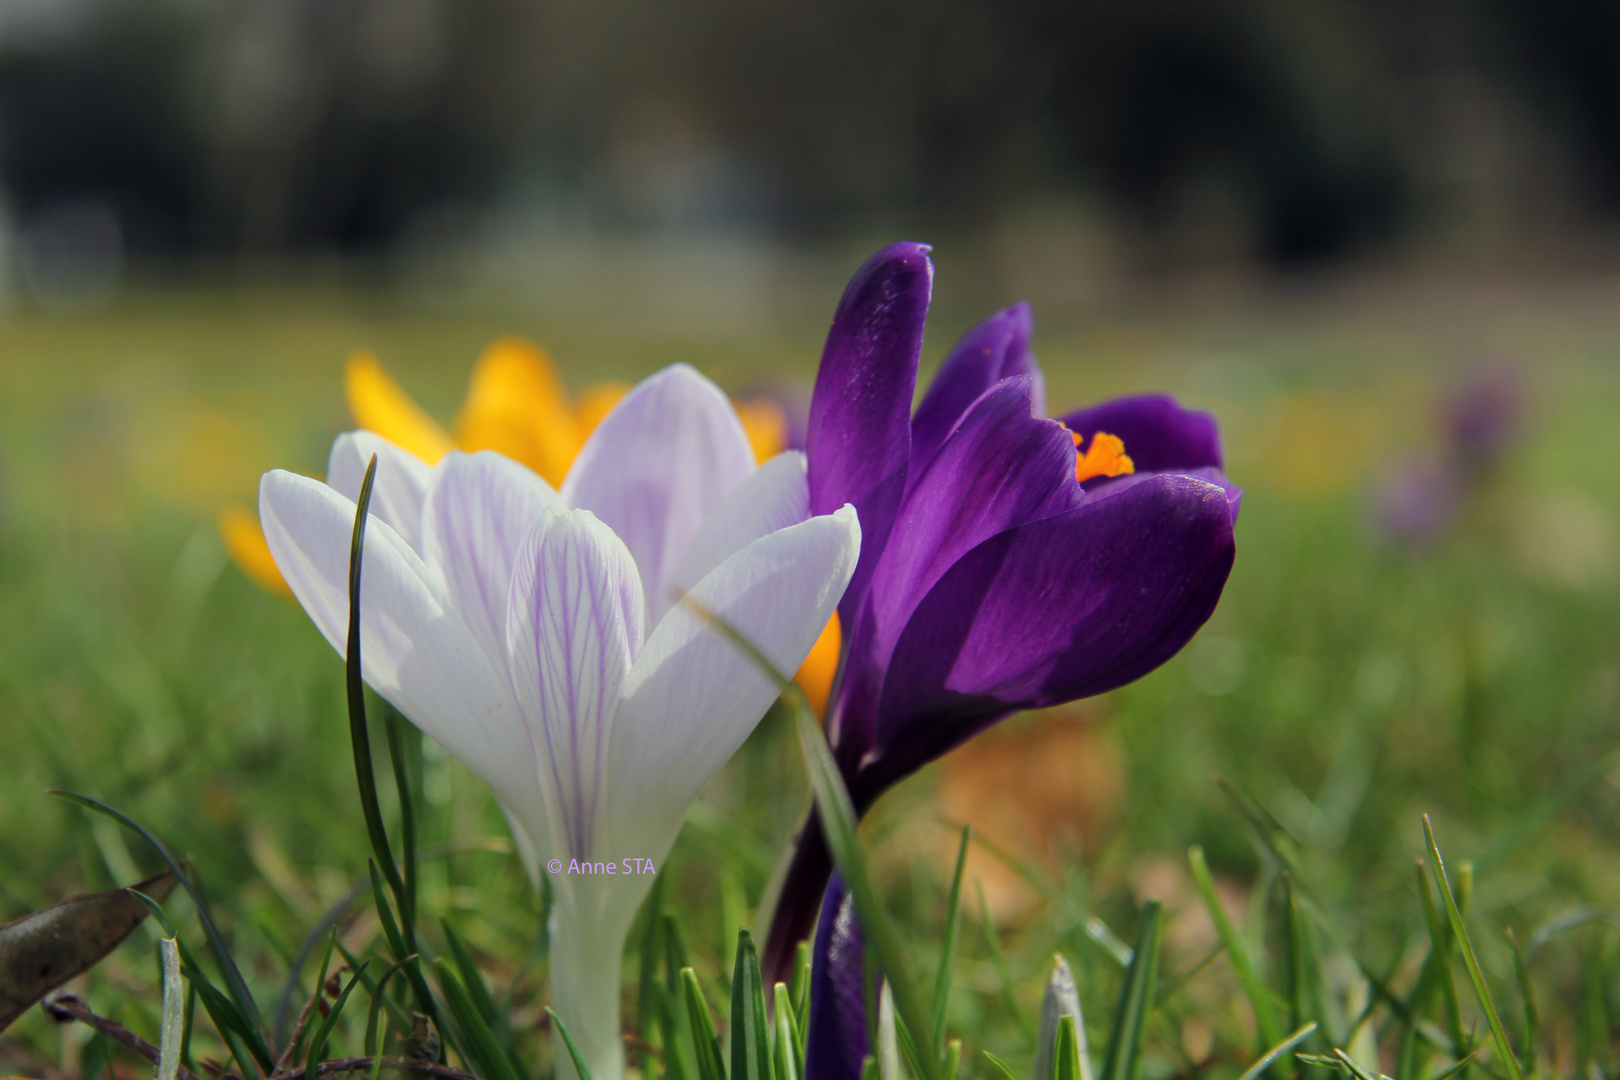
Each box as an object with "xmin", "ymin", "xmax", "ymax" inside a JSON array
[{"xmin": 759, "ymin": 244, "xmax": 1240, "ymax": 1052}]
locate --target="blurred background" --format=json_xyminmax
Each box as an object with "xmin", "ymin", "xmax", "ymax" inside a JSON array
[
  {"xmin": 2, "ymin": 0, "xmax": 1620, "ymax": 294},
  {"xmin": 8, "ymin": 1, "xmax": 1620, "ymax": 1073}
]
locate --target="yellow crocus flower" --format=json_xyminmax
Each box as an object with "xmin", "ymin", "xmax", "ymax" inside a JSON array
[{"xmin": 220, "ymin": 339, "xmax": 836, "ymax": 704}]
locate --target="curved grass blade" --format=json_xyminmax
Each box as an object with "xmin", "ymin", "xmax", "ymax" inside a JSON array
[
  {"xmin": 435, "ymin": 958, "xmax": 522, "ymax": 1080},
  {"xmin": 383, "ymin": 705, "xmax": 419, "ymax": 936},
  {"xmin": 1422, "ymin": 816, "xmax": 1524, "ymax": 1080},
  {"xmin": 345, "ymin": 457, "xmax": 414, "ymax": 957},
  {"xmin": 1188, "ymin": 846, "xmax": 1282, "ymax": 1052},
  {"xmin": 982, "ymin": 1051, "xmax": 1020, "ymax": 1080},
  {"xmin": 275, "ymin": 880, "xmax": 368, "ymax": 1046},
  {"xmin": 1097, "ymin": 902, "xmax": 1160, "ymax": 1080},
  {"xmin": 931, "ymin": 826, "xmax": 970, "ymax": 1056},
  {"xmin": 547, "ymin": 1007, "xmax": 595, "ymax": 1080},
  {"xmin": 46, "ymin": 791, "xmax": 263, "ymax": 1041},
  {"xmin": 686, "ymin": 597, "xmax": 942, "ymax": 1080},
  {"xmin": 978, "ymin": 883, "xmax": 1033, "ymax": 1042},
  {"xmin": 361, "ymin": 952, "xmax": 419, "ymax": 1056},
  {"xmin": 304, "ymin": 959, "xmax": 371, "ymax": 1080},
  {"xmin": 1233, "ymin": 1023, "xmax": 1317, "ymax": 1080}
]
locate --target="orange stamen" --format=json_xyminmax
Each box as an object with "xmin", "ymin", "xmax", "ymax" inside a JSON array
[{"xmin": 1073, "ymin": 430, "xmax": 1135, "ymax": 483}]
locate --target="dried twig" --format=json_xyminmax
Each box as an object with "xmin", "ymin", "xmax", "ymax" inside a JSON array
[
  {"xmin": 277, "ymin": 1056, "xmax": 479, "ymax": 1080},
  {"xmin": 273, "ymin": 975, "xmax": 326, "ymax": 1075},
  {"xmin": 44, "ymin": 991, "xmax": 482, "ymax": 1080},
  {"xmin": 43, "ymin": 991, "xmax": 208, "ymax": 1080}
]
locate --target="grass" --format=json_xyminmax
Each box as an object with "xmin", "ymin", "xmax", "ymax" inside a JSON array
[{"xmin": 5, "ymin": 267, "xmax": 1620, "ymax": 1078}]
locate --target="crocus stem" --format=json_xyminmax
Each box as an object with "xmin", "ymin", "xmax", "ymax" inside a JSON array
[
  {"xmin": 549, "ymin": 900, "xmax": 629, "ymax": 1080},
  {"xmin": 761, "ymin": 811, "xmax": 835, "ymax": 988}
]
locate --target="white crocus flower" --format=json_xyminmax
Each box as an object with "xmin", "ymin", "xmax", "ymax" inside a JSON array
[{"xmin": 258, "ymin": 364, "xmax": 860, "ymax": 1080}]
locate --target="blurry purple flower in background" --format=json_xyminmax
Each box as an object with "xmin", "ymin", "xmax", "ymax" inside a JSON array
[
  {"xmin": 1443, "ymin": 362, "xmax": 1523, "ymax": 474},
  {"xmin": 1371, "ymin": 361, "xmax": 1524, "ymax": 546}
]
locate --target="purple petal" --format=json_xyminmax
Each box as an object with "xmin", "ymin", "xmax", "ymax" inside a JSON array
[
  {"xmin": 1058, "ymin": 395, "xmax": 1223, "ymax": 473},
  {"xmin": 909, "ymin": 304, "xmax": 1039, "ymax": 478},
  {"xmin": 830, "ymin": 376, "xmax": 1078, "ymax": 767},
  {"xmin": 807, "ymin": 243, "xmax": 933, "ymax": 626},
  {"xmin": 805, "ymin": 875, "xmax": 869, "ymax": 1080},
  {"xmin": 866, "ymin": 474, "xmax": 1235, "ymax": 787}
]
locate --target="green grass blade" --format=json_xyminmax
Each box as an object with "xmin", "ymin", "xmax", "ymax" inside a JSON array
[
  {"xmin": 687, "ymin": 596, "xmax": 944, "ymax": 1078},
  {"xmin": 547, "ymin": 1007, "xmax": 595, "ymax": 1080},
  {"xmin": 304, "ymin": 959, "xmax": 370, "ymax": 1080},
  {"xmin": 1427, "ymin": 1055, "xmax": 1478, "ymax": 1080},
  {"xmin": 774, "ymin": 983, "xmax": 803, "ymax": 1080},
  {"xmin": 982, "ymin": 1052, "xmax": 1020, "ymax": 1080},
  {"xmin": 791, "ymin": 941, "xmax": 811, "ymax": 1041},
  {"xmin": 732, "ymin": 929, "xmax": 772, "ymax": 1080},
  {"xmin": 944, "ymin": 1040, "xmax": 961, "ymax": 1080},
  {"xmin": 344, "ymin": 456, "xmax": 414, "ymax": 956},
  {"xmin": 682, "ymin": 966, "xmax": 727, "ymax": 1080},
  {"xmin": 979, "ymin": 883, "xmax": 1033, "ymax": 1042},
  {"xmin": 1233, "ymin": 1023, "xmax": 1317, "ymax": 1080},
  {"xmin": 1097, "ymin": 902, "xmax": 1161, "ymax": 1080},
  {"xmin": 792, "ymin": 698, "xmax": 942, "ymax": 1080},
  {"xmin": 1035, "ymin": 954, "xmax": 1089, "ymax": 1080},
  {"xmin": 1422, "ymin": 816, "xmax": 1524, "ymax": 1080},
  {"xmin": 1055, "ymin": 1015, "xmax": 1082, "ymax": 1080},
  {"xmin": 157, "ymin": 937, "xmax": 183, "ymax": 1080},
  {"xmin": 435, "ymin": 957, "xmax": 523, "ymax": 1080},
  {"xmin": 1504, "ymin": 930, "xmax": 1537, "ymax": 1078},
  {"xmin": 931, "ymin": 826, "xmax": 971, "ymax": 1055},
  {"xmin": 362, "ymin": 952, "xmax": 419, "ymax": 1056},
  {"xmin": 383, "ymin": 705, "xmax": 419, "ymax": 938},
  {"xmin": 441, "ymin": 919, "xmax": 498, "ymax": 1025},
  {"xmin": 366, "ymin": 860, "xmax": 444, "ymax": 1050},
  {"xmin": 878, "ymin": 981, "xmax": 901, "ymax": 1080},
  {"xmin": 1188, "ymin": 846, "xmax": 1282, "ymax": 1051},
  {"xmin": 1416, "ymin": 860, "xmax": 1467, "ymax": 1059},
  {"xmin": 48, "ymin": 790, "xmax": 266, "ymax": 1045}
]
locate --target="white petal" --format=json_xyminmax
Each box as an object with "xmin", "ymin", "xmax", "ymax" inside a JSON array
[
  {"xmin": 259, "ymin": 469, "xmax": 549, "ymax": 854},
  {"xmin": 506, "ymin": 508, "xmax": 645, "ymax": 861},
  {"xmin": 663, "ymin": 450, "xmax": 810, "ymax": 621},
  {"xmin": 327, "ymin": 431, "xmax": 432, "ymax": 553},
  {"xmin": 560, "ymin": 364, "xmax": 755, "ymax": 615},
  {"xmin": 605, "ymin": 505, "xmax": 860, "ymax": 858},
  {"xmin": 421, "ymin": 450, "xmax": 563, "ymax": 664}
]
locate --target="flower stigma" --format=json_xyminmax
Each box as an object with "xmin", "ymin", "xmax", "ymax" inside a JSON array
[{"xmin": 1072, "ymin": 430, "xmax": 1135, "ymax": 483}]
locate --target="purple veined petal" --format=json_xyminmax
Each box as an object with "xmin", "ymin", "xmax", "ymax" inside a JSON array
[
  {"xmin": 505, "ymin": 508, "xmax": 645, "ymax": 861},
  {"xmin": 808, "ymin": 243, "xmax": 933, "ymax": 627},
  {"xmin": 866, "ymin": 473, "xmax": 1235, "ymax": 789},
  {"xmin": 805, "ymin": 875, "xmax": 869, "ymax": 1080},
  {"xmin": 258, "ymin": 469, "xmax": 551, "ymax": 851},
  {"xmin": 605, "ymin": 506, "xmax": 859, "ymax": 861},
  {"xmin": 830, "ymin": 376, "xmax": 1079, "ymax": 769},
  {"xmin": 908, "ymin": 303, "xmax": 1037, "ymax": 479},
  {"xmin": 421, "ymin": 450, "xmax": 563, "ymax": 665},
  {"xmin": 1057, "ymin": 395, "xmax": 1224, "ymax": 474},
  {"xmin": 665, "ymin": 450, "xmax": 810, "ymax": 616},
  {"xmin": 327, "ymin": 431, "xmax": 432, "ymax": 552},
  {"xmin": 562, "ymin": 364, "xmax": 755, "ymax": 617}
]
